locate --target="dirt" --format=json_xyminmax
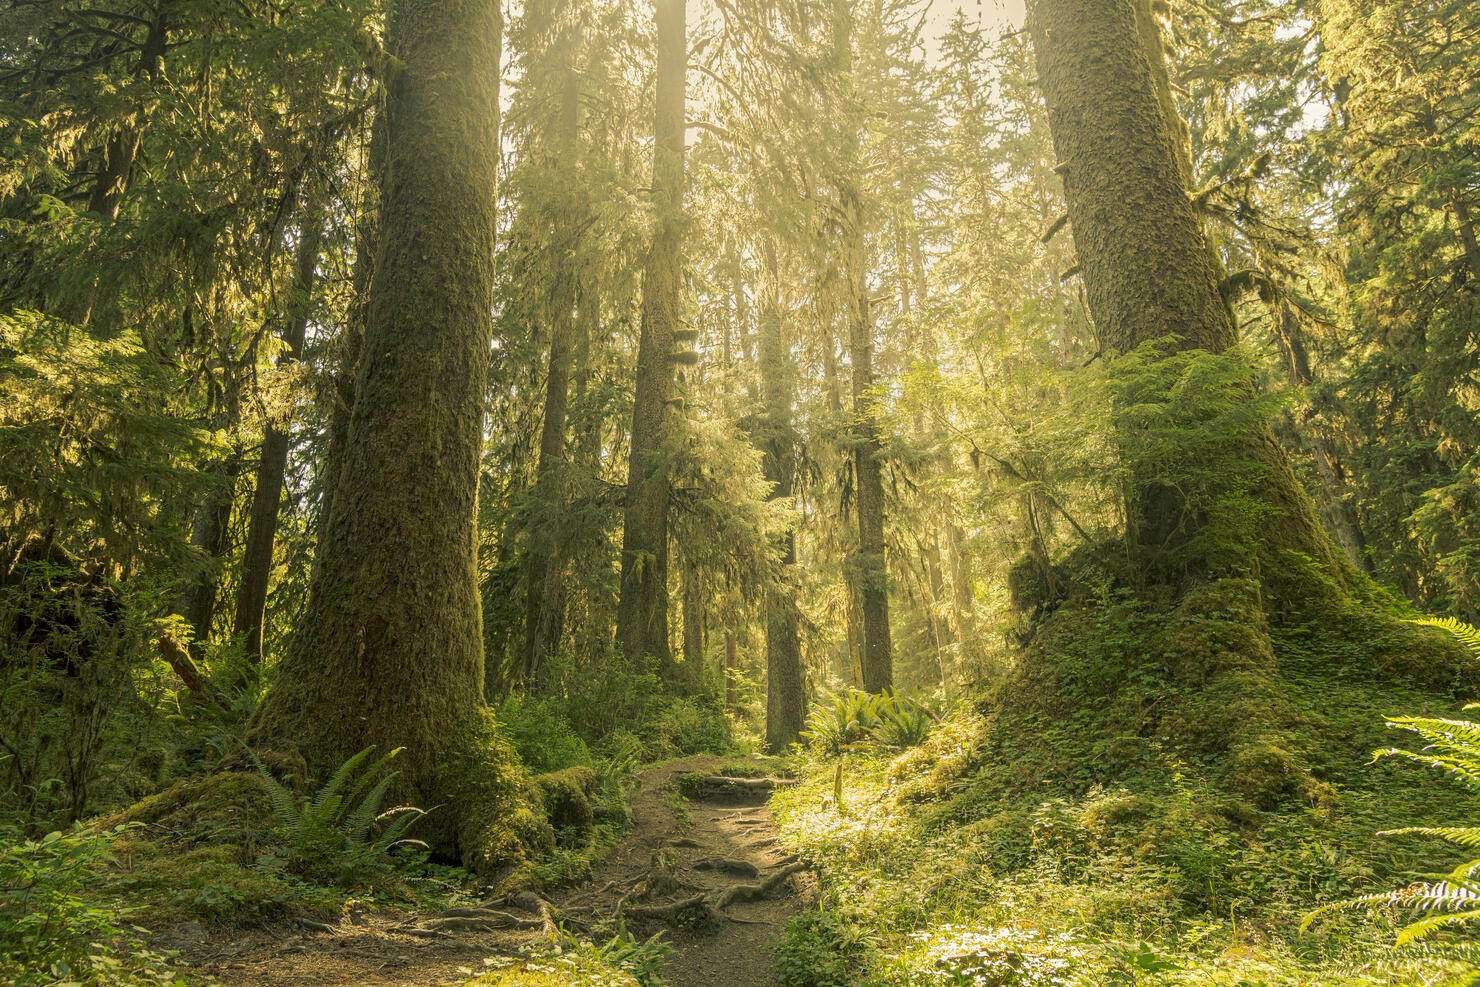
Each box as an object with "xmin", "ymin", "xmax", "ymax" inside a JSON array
[{"xmin": 164, "ymin": 755, "xmax": 814, "ymax": 986}]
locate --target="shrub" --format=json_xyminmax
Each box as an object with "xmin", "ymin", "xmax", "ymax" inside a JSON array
[{"xmin": 0, "ymin": 822, "xmax": 183, "ymax": 985}]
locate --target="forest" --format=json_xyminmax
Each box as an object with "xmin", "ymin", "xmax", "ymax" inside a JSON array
[{"xmin": 1, "ymin": 0, "xmax": 1479, "ymax": 984}]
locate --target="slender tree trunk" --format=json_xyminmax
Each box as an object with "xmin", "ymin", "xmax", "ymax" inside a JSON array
[
  {"xmin": 681, "ymin": 561, "xmax": 704, "ymax": 693},
  {"xmin": 842, "ymin": 188, "xmax": 893, "ymax": 693},
  {"xmin": 1453, "ymin": 196, "xmax": 1480, "ymax": 284},
  {"xmin": 524, "ymin": 65, "xmax": 583, "ymax": 684},
  {"xmin": 173, "ymin": 456, "xmax": 238, "ymax": 653},
  {"xmin": 251, "ymin": 0, "xmax": 520, "ymax": 871},
  {"xmin": 616, "ymin": 0, "xmax": 686, "ymax": 671},
  {"xmin": 724, "ymin": 627, "xmax": 739, "ymax": 713},
  {"xmin": 1030, "ymin": 0, "xmax": 1351, "ymax": 593},
  {"xmin": 86, "ymin": 9, "xmax": 168, "ymax": 220},
  {"xmin": 233, "ymin": 194, "xmax": 327, "ymax": 664},
  {"xmin": 1268, "ymin": 304, "xmax": 1372, "ymax": 574},
  {"xmin": 759, "ymin": 241, "xmax": 806, "ymax": 748}
]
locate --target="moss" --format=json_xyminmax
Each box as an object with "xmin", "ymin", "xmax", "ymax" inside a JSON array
[
  {"xmin": 98, "ymin": 771, "xmax": 272, "ymax": 838},
  {"xmin": 443, "ymin": 707, "xmax": 552, "ymax": 879},
  {"xmin": 535, "ymin": 766, "xmax": 598, "ymax": 834}
]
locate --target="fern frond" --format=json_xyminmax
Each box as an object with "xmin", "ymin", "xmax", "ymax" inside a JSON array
[
  {"xmin": 346, "ymin": 773, "xmax": 399, "ymax": 842},
  {"xmin": 247, "ymin": 749, "xmax": 304, "ymax": 830},
  {"xmin": 1407, "ymin": 616, "xmax": 1480, "ymax": 658},
  {"xmin": 1396, "ymin": 908, "xmax": 1480, "ymax": 946},
  {"xmin": 1380, "ymin": 825, "xmax": 1480, "ymax": 849},
  {"xmin": 307, "ymin": 745, "xmax": 376, "ymax": 821}
]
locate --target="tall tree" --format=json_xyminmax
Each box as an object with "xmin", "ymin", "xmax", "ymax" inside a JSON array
[
  {"xmin": 759, "ymin": 240, "xmax": 805, "ymax": 749},
  {"xmin": 1030, "ymin": 0, "xmax": 1348, "ymax": 587},
  {"xmin": 616, "ymin": 0, "xmax": 687, "ymax": 671},
  {"xmin": 251, "ymin": 0, "xmax": 525, "ymax": 869}
]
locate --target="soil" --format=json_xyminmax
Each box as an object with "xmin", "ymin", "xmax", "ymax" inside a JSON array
[{"xmin": 162, "ymin": 755, "xmax": 814, "ymax": 986}]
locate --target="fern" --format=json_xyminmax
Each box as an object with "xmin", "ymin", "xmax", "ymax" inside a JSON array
[
  {"xmin": 250, "ymin": 746, "xmax": 427, "ymax": 885},
  {"xmin": 801, "ymin": 689, "xmax": 935, "ymax": 755},
  {"xmin": 1409, "ymin": 615, "xmax": 1480, "ymax": 658}
]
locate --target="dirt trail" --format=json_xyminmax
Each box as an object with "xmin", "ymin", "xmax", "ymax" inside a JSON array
[{"xmin": 169, "ymin": 755, "xmax": 812, "ymax": 986}]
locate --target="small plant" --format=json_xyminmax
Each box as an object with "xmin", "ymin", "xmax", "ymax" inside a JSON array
[
  {"xmin": 251, "ymin": 745, "xmax": 427, "ymax": 885},
  {"xmin": 801, "ymin": 689, "xmax": 934, "ymax": 755},
  {"xmin": 0, "ymin": 822, "xmax": 185, "ymax": 985},
  {"xmin": 553, "ymin": 923, "xmax": 672, "ymax": 986}
]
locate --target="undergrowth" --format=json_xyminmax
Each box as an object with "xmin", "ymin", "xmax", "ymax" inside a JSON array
[{"xmin": 771, "ymin": 608, "xmax": 1480, "ymax": 986}]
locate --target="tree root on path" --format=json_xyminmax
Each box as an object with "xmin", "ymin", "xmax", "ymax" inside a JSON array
[
  {"xmin": 388, "ymin": 892, "xmax": 557, "ymax": 939},
  {"xmin": 616, "ymin": 860, "xmax": 809, "ymax": 928}
]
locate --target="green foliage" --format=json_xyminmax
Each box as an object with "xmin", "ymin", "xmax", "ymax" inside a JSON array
[
  {"xmin": 551, "ymin": 924, "xmax": 673, "ymax": 987},
  {"xmin": 775, "ymin": 911, "xmax": 858, "ymax": 987},
  {"xmin": 801, "ymin": 689, "xmax": 934, "ymax": 756},
  {"xmin": 0, "ymin": 822, "xmax": 185, "ymax": 986},
  {"xmin": 250, "ymin": 746, "xmax": 427, "ymax": 885},
  {"xmin": 497, "ymin": 692, "xmax": 594, "ymax": 773}
]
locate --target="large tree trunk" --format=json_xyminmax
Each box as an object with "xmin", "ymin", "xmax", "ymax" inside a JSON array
[
  {"xmin": 251, "ymin": 0, "xmax": 523, "ymax": 871},
  {"xmin": 233, "ymin": 194, "xmax": 327, "ymax": 665},
  {"xmin": 523, "ymin": 63, "xmax": 583, "ymax": 685},
  {"xmin": 759, "ymin": 242, "xmax": 806, "ymax": 749},
  {"xmin": 616, "ymin": 0, "xmax": 686, "ymax": 671},
  {"xmin": 1030, "ymin": 0, "xmax": 1350, "ymax": 591},
  {"xmin": 318, "ymin": 118, "xmax": 386, "ymax": 548}
]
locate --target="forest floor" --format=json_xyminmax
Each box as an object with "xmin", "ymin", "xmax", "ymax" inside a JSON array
[{"xmin": 157, "ymin": 754, "xmax": 813, "ymax": 987}]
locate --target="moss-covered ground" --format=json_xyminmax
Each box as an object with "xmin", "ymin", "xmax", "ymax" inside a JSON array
[{"xmin": 769, "ymin": 600, "xmax": 1480, "ymax": 986}]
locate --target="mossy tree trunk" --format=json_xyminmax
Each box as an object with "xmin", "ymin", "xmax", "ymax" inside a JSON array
[
  {"xmin": 759, "ymin": 241, "xmax": 806, "ymax": 750},
  {"xmin": 251, "ymin": 0, "xmax": 527, "ymax": 871},
  {"xmin": 616, "ymin": 0, "xmax": 686, "ymax": 671},
  {"xmin": 1029, "ymin": 0, "xmax": 1350, "ymax": 593}
]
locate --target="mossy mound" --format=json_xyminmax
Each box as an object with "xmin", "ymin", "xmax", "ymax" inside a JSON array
[
  {"xmin": 535, "ymin": 766, "xmax": 598, "ymax": 835},
  {"xmin": 98, "ymin": 770, "xmax": 273, "ymax": 838},
  {"xmin": 982, "ymin": 570, "xmax": 1476, "ymax": 807}
]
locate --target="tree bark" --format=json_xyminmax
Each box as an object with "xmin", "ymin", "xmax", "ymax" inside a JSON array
[
  {"xmin": 318, "ymin": 117, "xmax": 386, "ymax": 550},
  {"xmin": 759, "ymin": 241, "xmax": 806, "ymax": 749},
  {"xmin": 842, "ymin": 187, "xmax": 893, "ymax": 694},
  {"xmin": 233, "ymin": 193, "xmax": 327, "ymax": 664},
  {"xmin": 251, "ymin": 0, "xmax": 521, "ymax": 871},
  {"xmin": 616, "ymin": 0, "xmax": 686, "ymax": 671}
]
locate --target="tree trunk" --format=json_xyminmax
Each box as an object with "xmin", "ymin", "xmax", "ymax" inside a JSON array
[
  {"xmin": 724, "ymin": 627, "xmax": 739, "ymax": 713},
  {"xmin": 1268, "ymin": 304, "xmax": 1372, "ymax": 574},
  {"xmin": 759, "ymin": 241, "xmax": 806, "ymax": 749},
  {"xmin": 1029, "ymin": 0, "xmax": 1351, "ymax": 594},
  {"xmin": 172, "ymin": 456, "xmax": 239, "ymax": 654},
  {"xmin": 251, "ymin": 0, "xmax": 523, "ymax": 872},
  {"xmin": 318, "ymin": 118, "xmax": 385, "ymax": 549},
  {"xmin": 524, "ymin": 64, "xmax": 583, "ymax": 685},
  {"xmin": 233, "ymin": 193, "xmax": 327, "ymax": 665},
  {"xmin": 842, "ymin": 188, "xmax": 893, "ymax": 693},
  {"xmin": 681, "ymin": 561, "xmax": 704, "ymax": 693},
  {"xmin": 616, "ymin": 0, "xmax": 686, "ymax": 671}
]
